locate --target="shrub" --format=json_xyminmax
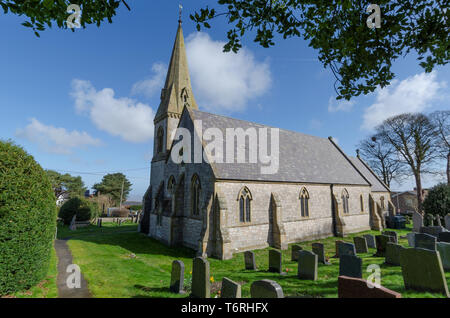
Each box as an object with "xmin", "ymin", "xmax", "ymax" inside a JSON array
[
  {"xmin": 58, "ymin": 197, "xmax": 94, "ymax": 224},
  {"xmin": 423, "ymin": 183, "xmax": 450, "ymax": 217},
  {"xmin": 0, "ymin": 140, "xmax": 56, "ymax": 295}
]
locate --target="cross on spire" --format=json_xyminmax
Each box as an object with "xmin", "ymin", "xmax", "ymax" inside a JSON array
[{"xmin": 178, "ymin": 4, "xmax": 183, "ymax": 24}]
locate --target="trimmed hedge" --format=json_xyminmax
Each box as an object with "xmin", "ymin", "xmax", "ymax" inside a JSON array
[
  {"xmin": 0, "ymin": 141, "xmax": 56, "ymax": 295},
  {"xmin": 58, "ymin": 197, "xmax": 94, "ymax": 225},
  {"xmin": 423, "ymin": 183, "xmax": 450, "ymax": 217}
]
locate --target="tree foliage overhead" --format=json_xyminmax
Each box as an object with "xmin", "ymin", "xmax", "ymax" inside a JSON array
[
  {"xmin": 429, "ymin": 110, "xmax": 450, "ymax": 184},
  {"xmin": 45, "ymin": 169, "xmax": 86, "ymax": 199},
  {"xmin": 192, "ymin": 0, "xmax": 449, "ymax": 100},
  {"xmin": 423, "ymin": 183, "xmax": 450, "ymax": 217},
  {"xmin": 93, "ymin": 173, "xmax": 131, "ymax": 206},
  {"xmin": 0, "ymin": 0, "xmax": 129, "ymax": 37}
]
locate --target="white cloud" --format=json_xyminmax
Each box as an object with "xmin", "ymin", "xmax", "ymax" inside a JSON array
[
  {"xmin": 328, "ymin": 97, "xmax": 355, "ymax": 113},
  {"xmin": 16, "ymin": 118, "xmax": 101, "ymax": 154},
  {"xmin": 362, "ymin": 72, "xmax": 446, "ymax": 130},
  {"xmin": 186, "ymin": 32, "xmax": 271, "ymax": 112},
  {"xmin": 71, "ymin": 79, "xmax": 155, "ymax": 143},
  {"xmin": 131, "ymin": 62, "xmax": 167, "ymax": 98}
]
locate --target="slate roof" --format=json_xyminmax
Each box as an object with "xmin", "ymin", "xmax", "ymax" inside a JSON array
[
  {"xmin": 187, "ymin": 109, "xmax": 371, "ymax": 186},
  {"xmin": 348, "ymin": 156, "xmax": 390, "ymax": 192}
]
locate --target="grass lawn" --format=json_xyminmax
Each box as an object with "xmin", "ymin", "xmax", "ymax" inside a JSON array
[
  {"xmin": 9, "ymin": 244, "xmax": 58, "ymax": 298},
  {"xmin": 58, "ymin": 222, "xmax": 450, "ymax": 298}
]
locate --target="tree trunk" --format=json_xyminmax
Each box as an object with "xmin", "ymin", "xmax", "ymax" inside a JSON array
[
  {"xmin": 447, "ymin": 151, "xmax": 450, "ymax": 185},
  {"xmin": 414, "ymin": 172, "xmax": 424, "ymax": 213}
]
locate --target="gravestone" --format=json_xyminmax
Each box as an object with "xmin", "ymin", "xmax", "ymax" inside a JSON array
[
  {"xmin": 339, "ymin": 255, "xmax": 362, "ymax": 278},
  {"xmin": 333, "ymin": 240, "xmax": 345, "ymax": 258},
  {"xmin": 407, "ymin": 233, "xmax": 416, "ymax": 247},
  {"xmin": 374, "ymin": 235, "xmax": 390, "ymax": 257},
  {"xmin": 221, "ymin": 277, "xmax": 241, "ymax": 298},
  {"xmin": 291, "ymin": 245, "xmax": 303, "ymax": 262},
  {"xmin": 363, "ymin": 234, "xmax": 376, "ymax": 249},
  {"xmin": 338, "ymin": 242, "xmax": 356, "ymax": 257},
  {"xmin": 338, "ymin": 276, "xmax": 401, "ymax": 298},
  {"xmin": 312, "ymin": 243, "xmax": 330, "ymax": 265},
  {"xmin": 298, "ymin": 250, "xmax": 318, "ymax": 280},
  {"xmin": 268, "ymin": 250, "xmax": 282, "ymax": 274},
  {"xmin": 244, "ymin": 251, "xmax": 257, "ymax": 270},
  {"xmin": 383, "ymin": 231, "xmax": 398, "ymax": 244},
  {"xmin": 426, "ymin": 214, "xmax": 434, "ymax": 226},
  {"xmin": 69, "ymin": 215, "xmax": 76, "ymax": 231},
  {"xmin": 420, "ymin": 226, "xmax": 447, "ymax": 238},
  {"xmin": 445, "ymin": 214, "xmax": 450, "ymax": 231},
  {"xmin": 170, "ymin": 260, "xmax": 185, "ymax": 294},
  {"xmin": 415, "ymin": 233, "xmax": 437, "ymax": 251},
  {"xmin": 385, "ymin": 243, "xmax": 405, "ymax": 266},
  {"xmin": 250, "ymin": 280, "xmax": 284, "ymax": 298},
  {"xmin": 436, "ymin": 215, "xmax": 442, "ymax": 227},
  {"xmin": 437, "ymin": 242, "xmax": 450, "ymax": 271},
  {"xmin": 191, "ymin": 257, "xmax": 210, "ymax": 298},
  {"xmin": 353, "ymin": 237, "xmax": 369, "ymax": 254},
  {"xmin": 438, "ymin": 232, "xmax": 450, "ymax": 243},
  {"xmin": 412, "ymin": 211, "xmax": 423, "ymax": 232},
  {"xmin": 400, "ymin": 248, "xmax": 449, "ymax": 296}
]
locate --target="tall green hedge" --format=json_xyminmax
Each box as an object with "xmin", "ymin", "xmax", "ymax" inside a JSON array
[
  {"xmin": 423, "ymin": 183, "xmax": 450, "ymax": 217},
  {"xmin": 0, "ymin": 141, "xmax": 56, "ymax": 295},
  {"xmin": 58, "ymin": 197, "xmax": 94, "ymax": 225}
]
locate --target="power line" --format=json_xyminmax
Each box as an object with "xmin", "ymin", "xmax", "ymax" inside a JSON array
[{"xmin": 48, "ymin": 167, "xmax": 149, "ymax": 176}]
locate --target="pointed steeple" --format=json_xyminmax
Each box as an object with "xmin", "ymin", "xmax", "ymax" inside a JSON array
[{"xmin": 154, "ymin": 20, "xmax": 198, "ymax": 122}]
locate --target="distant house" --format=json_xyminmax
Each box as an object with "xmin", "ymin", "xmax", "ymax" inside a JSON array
[
  {"xmin": 392, "ymin": 188, "xmax": 429, "ymax": 215},
  {"xmin": 56, "ymin": 193, "xmax": 70, "ymax": 207}
]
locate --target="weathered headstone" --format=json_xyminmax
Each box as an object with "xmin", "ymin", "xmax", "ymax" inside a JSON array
[
  {"xmin": 268, "ymin": 250, "xmax": 282, "ymax": 274},
  {"xmin": 437, "ymin": 242, "xmax": 450, "ymax": 271},
  {"xmin": 400, "ymin": 248, "xmax": 449, "ymax": 296},
  {"xmin": 385, "ymin": 243, "xmax": 405, "ymax": 266},
  {"xmin": 338, "ymin": 242, "xmax": 356, "ymax": 257},
  {"xmin": 69, "ymin": 215, "xmax": 76, "ymax": 231},
  {"xmin": 407, "ymin": 233, "xmax": 416, "ymax": 247},
  {"xmin": 438, "ymin": 232, "xmax": 450, "ymax": 243},
  {"xmin": 383, "ymin": 231, "xmax": 398, "ymax": 244},
  {"xmin": 298, "ymin": 250, "xmax": 318, "ymax": 280},
  {"xmin": 353, "ymin": 237, "xmax": 369, "ymax": 254},
  {"xmin": 436, "ymin": 215, "xmax": 442, "ymax": 227},
  {"xmin": 445, "ymin": 214, "xmax": 450, "ymax": 231},
  {"xmin": 312, "ymin": 243, "xmax": 330, "ymax": 265},
  {"xmin": 415, "ymin": 233, "xmax": 437, "ymax": 251},
  {"xmin": 191, "ymin": 257, "xmax": 210, "ymax": 298},
  {"xmin": 250, "ymin": 280, "xmax": 284, "ymax": 298},
  {"xmin": 244, "ymin": 251, "xmax": 257, "ymax": 270},
  {"xmin": 221, "ymin": 277, "xmax": 241, "ymax": 298},
  {"xmin": 420, "ymin": 226, "xmax": 447, "ymax": 238},
  {"xmin": 374, "ymin": 235, "xmax": 390, "ymax": 257},
  {"xmin": 291, "ymin": 245, "xmax": 303, "ymax": 262},
  {"xmin": 170, "ymin": 260, "xmax": 185, "ymax": 293},
  {"xmin": 333, "ymin": 240, "xmax": 344, "ymax": 258},
  {"xmin": 363, "ymin": 234, "xmax": 376, "ymax": 249},
  {"xmin": 426, "ymin": 214, "xmax": 434, "ymax": 226},
  {"xmin": 338, "ymin": 276, "xmax": 402, "ymax": 298},
  {"xmin": 339, "ymin": 255, "xmax": 362, "ymax": 278},
  {"xmin": 412, "ymin": 211, "xmax": 423, "ymax": 232}
]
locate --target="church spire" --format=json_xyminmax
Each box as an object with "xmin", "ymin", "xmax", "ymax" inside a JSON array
[{"xmin": 154, "ymin": 17, "xmax": 198, "ymax": 122}]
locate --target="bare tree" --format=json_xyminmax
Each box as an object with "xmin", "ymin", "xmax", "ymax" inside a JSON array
[
  {"xmin": 429, "ymin": 110, "xmax": 450, "ymax": 184},
  {"xmin": 357, "ymin": 133, "xmax": 406, "ymax": 188},
  {"xmin": 376, "ymin": 113, "xmax": 439, "ymax": 212}
]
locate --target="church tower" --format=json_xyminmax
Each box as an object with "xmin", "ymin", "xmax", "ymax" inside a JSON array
[{"xmin": 152, "ymin": 19, "xmax": 198, "ymax": 163}]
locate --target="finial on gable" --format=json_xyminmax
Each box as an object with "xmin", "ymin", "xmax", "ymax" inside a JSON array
[{"xmin": 356, "ymin": 149, "xmax": 360, "ymax": 158}]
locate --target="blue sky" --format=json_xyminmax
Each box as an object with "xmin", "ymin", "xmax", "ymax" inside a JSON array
[{"xmin": 1, "ymin": 1, "xmax": 449, "ymax": 200}]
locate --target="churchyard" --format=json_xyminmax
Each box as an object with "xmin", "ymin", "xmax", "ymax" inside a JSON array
[{"xmin": 18, "ymin": 221, "xmax": 447, "ymax": 298}]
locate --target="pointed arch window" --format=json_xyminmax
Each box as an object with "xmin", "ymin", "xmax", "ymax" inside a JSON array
[
  {"xmin": 191, "ymin": 174, "xmax": 201, "ymax": 216},
  {"xmin": 237, "ymin": 187, "xmax": 252, "ymax": 223},
  {"xmin": 342, "ymin": 189, "xmax": 350, "ymax": 214},
  {"xmin": 168, "ymin": 176, "xmax": 176, "ymax": 193},
  {"xmin": 360, "ymin": 194, "xmax": 364, "ymax": 212},
  {"xmin": 157, "ymin": 127, "xmax": 164, "ymax": 153},
  {"xmin": 299, "ymin": 187, "xmax": 310, "ymax": 218}
]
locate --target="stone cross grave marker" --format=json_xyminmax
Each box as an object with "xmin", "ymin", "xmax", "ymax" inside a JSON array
[
  {"xmin": 250, "ymin": 279, "xmax": 284, "ymax": 298},
  {"xmin": 170, "ymin": 260, "xmax": 185, "ymax": 294},
  {"xmin": 353, "ymin": 237, "xmax": 369, "ymax": 254},
  {"xmin": 191, "ymin": 257, "xmax": 210, "ymax": 298},
  {"xmin": 221, "ymin": 277, "xmax": 241, "ymax": 298},
  {"xmin": 244, "ymin": 251, "xmax": 257, "ymax": 270},
  {"xmin": 298, "ymin": 250, "xmax": 318, "ymax": 281},
  {"xmin": 400, "ymin": 247, "xmax": 449, "ymax": 296},
  {"xmin": 312, "ymin": 243, "xmax": 330, "ymax": 265},
  {"xmin": 339, "ymin": 255, "xmax": 362, "ymax": 278}
]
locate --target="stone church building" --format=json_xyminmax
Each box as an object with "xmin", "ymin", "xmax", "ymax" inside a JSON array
[{"xmin": 141, "ymin": 21, "xmax": 393, "ymax": 260}]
